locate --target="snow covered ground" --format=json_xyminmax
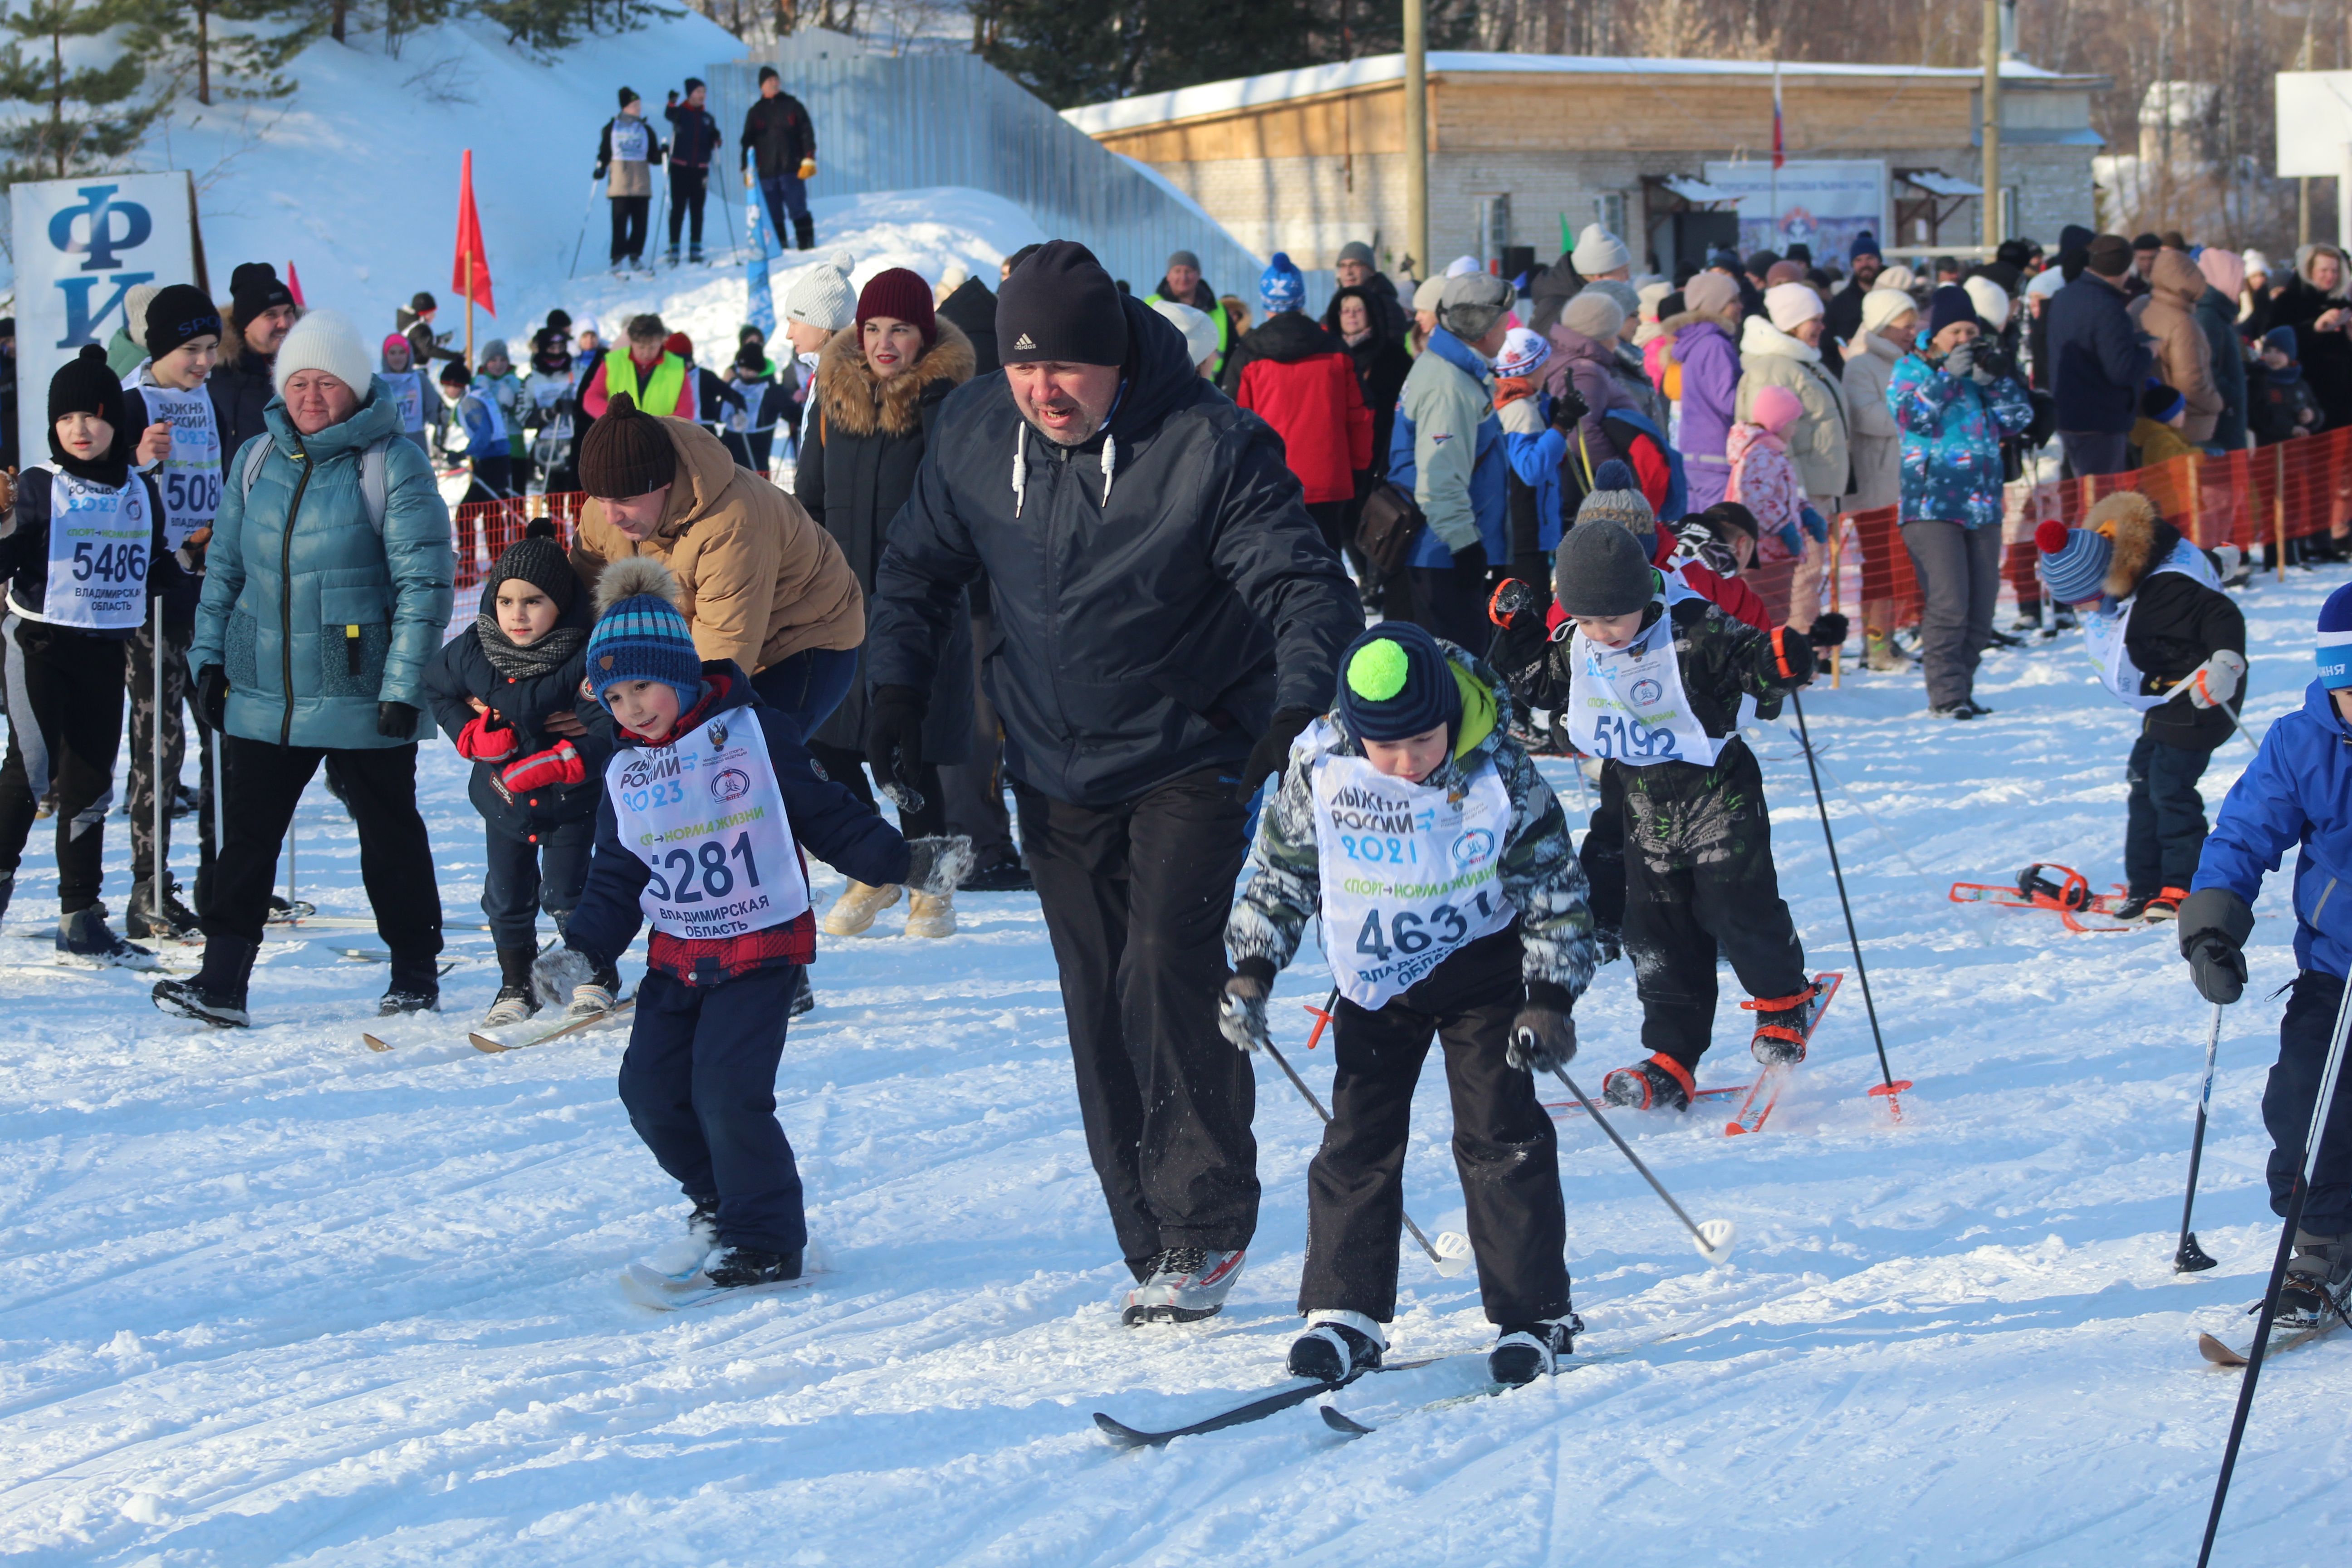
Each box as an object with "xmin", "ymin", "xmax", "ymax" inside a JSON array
[{"xmin": 4, "ymin": 564, "xmax": 2351, "ymax": 1567}]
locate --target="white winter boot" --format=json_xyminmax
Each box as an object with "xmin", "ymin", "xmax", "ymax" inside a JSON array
[
  {"xmin": 903, "ymin": 888, "xmax": 956, "ymax": 938},
  {"xmin": 821, "ymin": 880, "xmax": 901, "ymax": 936}
]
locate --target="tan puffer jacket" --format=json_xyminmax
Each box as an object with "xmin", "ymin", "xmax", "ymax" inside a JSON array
[
  {"xmin": 2141, "ymin": 247, "xmax": 2222, "ymax": 444},
  {"xmin": 569, "ymin": 417, "xmax": 863, "ymax": 673},
  {"xmin": 1734, "ymin": 314, "xmax": 1851, "ymax": 500}
]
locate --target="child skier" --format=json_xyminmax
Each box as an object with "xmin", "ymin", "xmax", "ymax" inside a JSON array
[
  {"xmin": 595, "ymin": 87, "xmax": 663, "ymax": 278},
  {"xmin": 1489, "ymin": 516, "xmax": 1826, "ymax": 1111},
  {"xmin": 1220, "ymin": 620, "xmax": 1600, "ymax": 1385},
  {"xmin": 2033, "ymin": 494, "xmax": 2245, "ymax": 921},
  {"xmin": 1726, "ymin": 382, "xmax": 1828, "ymax": 596},
  {"xmin": 0, "ymin": 345, "xmax": 181, "ymax": 962},
  {"xmin": 422, "ymin": 520, "xmax": 616, "ymax": 1026},
  {"xmin": 475, "ymin": 339, "xmax": 531, "ymax": 490},
  {"xmin": 2251, "ymin": 327, "xmax": 2320, "ymax": 446},
  {"xmin": 2177, "ymin": 580, "xmax": 2352, "ymax": 1332},
  {"xmin": 377, "ymin": 334, "xmax": 442, "ymax": 458},
  {"xmin": 535, "ymin": 556, "xmax": 968, "ymax": 1288},
  {"xmin": 1491, "ymin": 326, "xmax": 1570, "ymax": 586},
  {"xmin": 437, "ymin": 362, "xmax": 512, "ymax": 505},
  {"xmin": 120, "ymin": 281, "xmax": 225, "ymax": 941}
]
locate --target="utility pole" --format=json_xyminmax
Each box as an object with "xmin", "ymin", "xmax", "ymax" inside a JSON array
[
  {"xmin": 1404, "ymin": 0, "xmax": 1427, "ymax": 279},
  {"xmin": 2301, "ymin": 15, "xmax": 2317, "ymax": 247},
  {"xmin": 1981, "ymin": 0, "xmax": 2002, "ymax": 250}
]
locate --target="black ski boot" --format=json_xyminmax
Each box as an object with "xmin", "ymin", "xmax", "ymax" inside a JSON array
[
  {"xmin": 152, "ymin": 935, "xmax": 259, "ymax": 1027},
  {"xmin": 378, "ymin": 951, "xmax": 441, "ymax": 1017},
  {"xmin": 2277, "ymin": 1230, "xmax": 2352, "ymax": 1328},
  {"xmin": 663, "ymin": 245, "xmax": 681, "ymax": 268},
  {"xmin": 57, "ymin": 904, "xmax": 158, "ymax": 968},
  {"xmin": 960, "ymin": 851, "xmax": 1034, "ymax": 892},
  {"xmin": 792, "ymin": 213, "xmax": 816, "ymax": 251},
  {"xmin": 1287, "ymin": 1313, "xmax": 1384, "ymax": 1382},
  {"xmin": 1490, "ymin": 1314, "xmax": 1583, "ymax": 1387},
  {"xmin": 1746, "ymin": 981, "xmax": 1827, "ymax": 1065},
  {"xmin": 1602, "ymin": 1054, "xmax": 1694, "ymax": 1112},
  {"xmin": 687, "ymin": 1195, "xmax": 721, "ymax": 1251},
  {"xmin": 706, "ymin": 1246, "xmax": 803, "ymax": 1288},
  {"xmin": 483, "ymin": 945, "xmax": 540, "ymax": 1027},
  {"xmin": 126, "ymin": 878, "xmax": 202, "ymax": 943},
  {"xmin": 789, "ymin": 965, "xmax": 815, "ymax": 1017}
]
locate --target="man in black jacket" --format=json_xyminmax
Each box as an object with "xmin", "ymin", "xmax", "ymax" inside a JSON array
[
  {"xmin": 206, "ymin": 262, "xmax": 296, "ymax": 470},
  {"xmin": 2047, "ymin": 235, "xmax": 2153, "ymax": 477},
  {"xmin": 864, "ymin": 241, "xmax": 1361, "ymax": 1325},
  {"xmin": 662, "ymin": 78, "xmax": 722, "ymax": 265},
  {"xmin": 739, "ymin": 66, "xmax": 816, "ymax": 252}
]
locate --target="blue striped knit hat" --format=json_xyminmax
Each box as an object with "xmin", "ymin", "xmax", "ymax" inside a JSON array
[
  {"xmin": 586, "ymin": 556, "xmax": 703, "ymax": 713},
  {"xmin": 2034, "ymin": 519, "xmax": 2111, "ymax": 606},
  {"xmin": 2319, "ymin": 583, "xmax": 2352, "ymax": 689},
  {"xmin": 1259, "ymin": 252, "xmax": 1305, "ymax": 316}
]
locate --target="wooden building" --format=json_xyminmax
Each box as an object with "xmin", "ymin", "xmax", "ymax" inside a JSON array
[{"xmin": 1064, "ymin": 51, "xmax": 2106, "ymax": 279}]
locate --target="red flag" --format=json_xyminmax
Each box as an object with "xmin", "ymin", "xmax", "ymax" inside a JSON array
[
  {"xmin": 452, "ymin": 149, "xmax": 494, "ymax": 316},
  {"xmin": 285, "ymin": 260, "xmax": 306, "ymax": 307}
]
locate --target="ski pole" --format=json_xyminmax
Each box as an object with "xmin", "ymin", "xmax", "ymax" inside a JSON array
[
  {"xmin": 568, "ymin": 176, "xmax": 600, "ymax": 279},
  {"xmin": 1259, "ymin": 1021, "xmax": 1464, "ymax": 1275},
  {"xmin": 2157, "ymin": 671, "xmax": 2262, "ymax": 754},
  {"xmin": 1787, "ymin": 690, "xmax": 1911, "ymax": 1120},
  {"xmin": 2174, "ymin": 1002, "xmax": 2224, "ymax": 1273},
  {"xmin": 1547, "ymin": 1064, "xmax": 1735, "ymax": 1262},
  {"xmin": 2197, "ymin": 975, "xmax": 2352, "ymax": 1567},
  {"xmin": 151, "ymin": 597, "xmax": 165, "ymax": 916}
]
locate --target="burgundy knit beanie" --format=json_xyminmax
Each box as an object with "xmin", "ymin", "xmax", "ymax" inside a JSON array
[
  {"xmin": 856, "ymin": 267, "xmax": 936, "ymax": 344},
  {"xmin": 578, "ymin": 392, "xmax": 678, "ymax": 498}
]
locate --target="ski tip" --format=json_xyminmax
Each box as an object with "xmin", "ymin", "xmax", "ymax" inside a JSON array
[
  {"xmin": 2197, "ymin": 1332, "xmax": 2249, "ymax": 1367},
  {"xmin": 361, "ymin": 1034, "xmax": 395, "ymax": 1053},
  {"xmin": 1319, "ymin": 1405, "xmax": 1376, "ymax": 1437},
  {"xmin": 468, "ymin": 1034, "xmax": 510, "ymax": 1054},
  {"xmin": 1091, "ymin": 1412, "xmax": 1161, "ymax": 1449}
]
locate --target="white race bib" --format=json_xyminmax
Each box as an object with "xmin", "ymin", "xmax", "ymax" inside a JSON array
[
  {"xmin": 1563, "ymin": 588, "xmax": 1727, "ymax": 767},
  {"xmin": 611, "ymin": 119, "xmax": 651, "ymax": 162},
  {"xmin": 605, "ymin": 706, "xmax": 810, "ymax": 941},
  {"xmin": 383, "ymin": 370, "xmax": 425, "ymax": 433},
  {"xmin": 34, "ymin": 467, "xmax": 148, "ymax": 631},
  {"xmin": 126, "ymin": 372, "xmax": 221, "ymax": 551},
  {"xmin": 2082, "ymin": 539, "xmax": 2216, "ymax": 711},
  {"xmin": 1308, "ymin": 725, "xmax": 1517, "ymax": 1009}
]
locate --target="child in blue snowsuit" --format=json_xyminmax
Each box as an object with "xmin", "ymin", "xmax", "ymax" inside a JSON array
[{"xmin": 2180, "ymin": 582, "xmax": 2352, "ymax": 1327}]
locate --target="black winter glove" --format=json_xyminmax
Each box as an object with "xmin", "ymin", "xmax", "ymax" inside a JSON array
[
  {"xmin": 2177, "ymin": 887, "xmax": 2254, "ymax": 1005},
  {"xmin": 195, "ymin": 664, "xmax": 229, "ymax": 730},
  {"xmin": 377, "ymin": 701, "xmax": 420, "ymax": 740},
  {"xmin": 1217, "ymin": 975, "xmax": 1272, "ymax": 1054},
  {"xmin": 1506, "ymin": 1006, "xmax": 1577, "ymax": 1074},
  {"xmin": 1549, "ymin": 383, "xmax": 1589, "ymax": 432},
  {"xmin": 864, "ymin": 684, "xmax": 928, "ymax": 812},
  {"xmin": 1451, "ymin": 539, "xmax": 1490, "ymax": 579},
  {"xmin": 1807, "ymin": 612, "xmax": 1850, "ymax": 650},
  {"xmin": 902, "ymin": 835, "xmax": 975, "ymax": 896},
  {"xmin": 1235, "ymin": 705, "xmax": 1319, "ymax": 805}
]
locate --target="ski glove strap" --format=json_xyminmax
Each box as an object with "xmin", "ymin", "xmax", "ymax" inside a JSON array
[{"xmin": 1506, "ymin": 1007, "xmax": 1577, "ymax": 1074}]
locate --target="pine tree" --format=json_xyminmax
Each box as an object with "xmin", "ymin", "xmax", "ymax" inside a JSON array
[
  {"xmin": 129, "ymin": 0, "xmax": 324, "ymax": 105},
  {"xmin": 0, "ymin": 0, "xmax": 166, "ymax": 181}
]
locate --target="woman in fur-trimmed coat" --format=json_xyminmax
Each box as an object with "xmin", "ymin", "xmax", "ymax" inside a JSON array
[{"xmin": 794, "ymin": 269, "xmax": 975, "ymax": 836}]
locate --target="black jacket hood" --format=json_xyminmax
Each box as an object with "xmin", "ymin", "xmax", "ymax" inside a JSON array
[{"xmin": 1237, "ymin": 311, "xmax": 1345, "ymax": 366}]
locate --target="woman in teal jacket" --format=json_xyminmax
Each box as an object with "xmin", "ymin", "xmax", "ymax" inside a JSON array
[{"xmin": 156, "ymin": 309, "xmax": 457, "ymax": 1029}]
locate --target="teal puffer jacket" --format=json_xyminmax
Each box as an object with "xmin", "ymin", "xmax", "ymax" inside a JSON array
[{"xmin": 191, "ymin": 380, "xmax": 456, "ymax": 750}]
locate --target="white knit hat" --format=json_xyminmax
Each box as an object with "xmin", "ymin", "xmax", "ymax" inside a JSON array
[
  {"xmin": 1872, "ymin": 264, "xmax": 1918, "ymax": 295},
  {"xmin": 1559, "ymin": 289, "xmax": 1626, "ymax": 343},
  {"xmin": 784, "ymin": 260, "xmax": 856, "ymax": 331},
  {"xmin": 2243, "ymin": 248, "xmax": 2272, "ymax": 278},
  {"xmin": 2026, "ymin": 266, "xmax": 2067, "ymax": 301},
  {"xmin": 1571, "ymin": 222, "xmax": 1632, "ymax": 277},
  {"xmin": 1150, "ymin": 299, "xmax": 1220, "ymax": 369},
  {"xmin": 1764, "ymin": 281, "xmax": 1824, "ymax": 333},
  {"xmin": 1860, "ymin": 288, "xmax": 1918, "ymax": 337},
  {"xmin": 1492, "ymin": 326, "xmax": 1550, "ymax": 380},
  {"xmin": 1412, "ymin": 275, "xmax": 1446, "ymax": 313},
  {"xmin": 272, "ymin": 308, "xmax": 371, "ymax": 397},
  {"xmin": 1963, "ymin": 275, "xmax": 2012, "ymax": 333}
]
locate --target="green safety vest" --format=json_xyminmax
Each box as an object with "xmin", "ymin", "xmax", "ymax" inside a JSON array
[
  {"xmin": 604, "ymin": 347, "xmax": 687, "ymax": 416},
  {"xmin": 1146, "ymin": 289, "xmax": 1232, "ymax": 376}
]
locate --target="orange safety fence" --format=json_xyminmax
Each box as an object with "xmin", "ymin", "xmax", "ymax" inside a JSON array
[
  {"xmin": 1840, "ymin": 426, "xmax": 2352, "ymax": 627},
  {"xmin": 449, "ymin": 492, "xmax": 593, "ymax": 591}
]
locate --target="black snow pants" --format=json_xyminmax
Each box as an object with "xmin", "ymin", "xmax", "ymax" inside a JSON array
[
  {"xmin": 2266, "ymin": 971, "xmax": 2352, "ymax": 1235},
  {"xmin": 1615, "ymin": 740, "xmax": 1809, "ymax": 1074},
  {"xmin": 0, "ymin": 616, "xmax": 126, "ymax": 914},
  {"xmin": 1015, "ymin": 764, "xmax": 1257, "ymax": 1276},
  {"xmin": 1298, "ymin": 927, "xmax": 1572, "ymax": 1326}
]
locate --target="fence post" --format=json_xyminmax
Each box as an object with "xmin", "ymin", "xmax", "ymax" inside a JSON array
[
  {"xmin": 2186, "ymin": 452, "xmax": 2202, "ymax": 546},
  {"xmin": 2277, "ymin": 443, "xmax": 2289, "ymax": 583},
  {"xmin": 1829, "ymin": 515, "xmax": 1845, "ymax": 690}
]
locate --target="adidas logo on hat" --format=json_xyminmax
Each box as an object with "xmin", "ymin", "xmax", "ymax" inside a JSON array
[{"xmin": 1014, "ymin": 333, "xmax": 1034, "ymax": 350}]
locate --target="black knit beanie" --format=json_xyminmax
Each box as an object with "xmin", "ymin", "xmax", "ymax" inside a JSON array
[
  {"xmin": 144, "ymin": 283, "xmax": 221, "ymax": 361},
  {"xmin": 579, "ymin": 392, "xmax": 678, "ymax": 497},
  {"xmin": 998, "ymin": 240, "xmax": 1128, "ymax": 367},
  {"xmin": 228, "ymin": 262, "xmax": 292, "ymax": 328},
  {"xmin": 484, "ymin": 518, "xmax": 578, "ymax": 612},
  {"xmin": 1335, "ymin": 621, "xmax": 1463, "ymax": 744},
  {"xmin": 47, "ymin": 344, "xmax": 131, "ymax": 480},
  {"xmin": 1554, "ymin": 520, "xmax": 1659, "ymax": 618}
]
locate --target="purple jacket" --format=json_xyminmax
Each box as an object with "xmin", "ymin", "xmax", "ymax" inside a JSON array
[
  {"xmin": 1675, "ymin": 319, "xmax": 1741, "ymax": 508},
  {"xmin": 1544, "ymin": 323, "xmax": 1639, "ymax": 478}
]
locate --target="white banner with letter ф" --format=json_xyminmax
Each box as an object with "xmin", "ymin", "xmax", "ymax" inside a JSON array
[{"xmin": 11, "ymin": 172, "xmax": 201, "ymax": 470}]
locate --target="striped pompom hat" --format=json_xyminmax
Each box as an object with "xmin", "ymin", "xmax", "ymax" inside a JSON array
[
  {"xmin": 2034, "ymin": 520, "xmax": 2111, "ymax": 608},
  {"xmin": 586, "ymin": 556, "xmax": 703, "ymax": 712}
]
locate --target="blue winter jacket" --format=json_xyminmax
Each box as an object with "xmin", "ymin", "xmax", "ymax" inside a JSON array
[
  {"xmin": 2193, "ymin": 679, "xmax": 2352, "ymax": 980},
  {"xmin": 1390, "ymin": 328, "xmax": 1508, "ymax": 568},
  {"xmin": 1499, "ymin": 391, "xmax": 1568, "ymax": 552},
  {"xmin": 1887, "ymin": 353, "xmax": 2034, "ymax": 529},
  {"xmin": 2045, "ymin": 272, "xmax": 2152, "ymax": 434},
  {"xmin": 191, "ymin": 381, "xmax": 457, "ymax": 750}
]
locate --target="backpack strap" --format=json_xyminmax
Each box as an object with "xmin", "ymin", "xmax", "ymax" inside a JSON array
[{"xmin": 236, "ymin": 431, "xmax": 392, "ymax": 535}]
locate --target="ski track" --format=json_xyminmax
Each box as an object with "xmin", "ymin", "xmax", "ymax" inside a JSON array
[{"xmin": 7, "ymin": 573, "xmax": 2352, "ymax": 1564}]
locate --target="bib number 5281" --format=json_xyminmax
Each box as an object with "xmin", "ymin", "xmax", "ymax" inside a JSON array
[{"xmin": 645, "ymin": 830, "xmax": 763, "ymax": 904}]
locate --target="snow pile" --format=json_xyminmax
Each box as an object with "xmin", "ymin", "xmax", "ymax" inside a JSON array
[{"xmin": 4, "ymin": 562, "xmax": 2352, "ymax": 1560}]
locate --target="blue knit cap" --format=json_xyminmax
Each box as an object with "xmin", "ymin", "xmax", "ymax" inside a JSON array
[
  {"xmin": 586, "ymin": 561, "xmax": 703, "ymax": 715},
  {"xmin": 1335, "ymin": 621, "xmax": 1463, "ymax": 744},
  {"xmin": 1259, "ymin": 251, "xmax": 1305, "ymax": 316},
  {"xmin": 2319, "ymin": 584, "xmax": 2352, "ymax": 690},
  {"xmin": 1850, "ymin": 230, "xmax": 1882, "ymax": 263},
  {"xmin": 2034, "ymin": 519, "xmax": 2110, "ymax": 606}
]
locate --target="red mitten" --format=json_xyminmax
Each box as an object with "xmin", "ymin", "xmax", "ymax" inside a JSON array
[
  {"xmin": 456, "ymin": 711, "xmax": 518, "ymax": 762},
  {"xmin": 500, "ymin": 741, "xmax": 586, "ymax": 796}
]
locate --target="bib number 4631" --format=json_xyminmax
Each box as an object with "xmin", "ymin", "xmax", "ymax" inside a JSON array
[
  {"xmin": 1354, "ymin": 890, "xmax": 1494, "ymax": 962},
  {"xmin": 645, "ymin": 830, "xmax": 762, "ymax": 904}
]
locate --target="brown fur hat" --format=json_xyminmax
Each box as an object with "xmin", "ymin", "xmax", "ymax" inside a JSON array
[{"xmin": 2086, "ymin": 490, "xmax": 2176, "ymax": 600}]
